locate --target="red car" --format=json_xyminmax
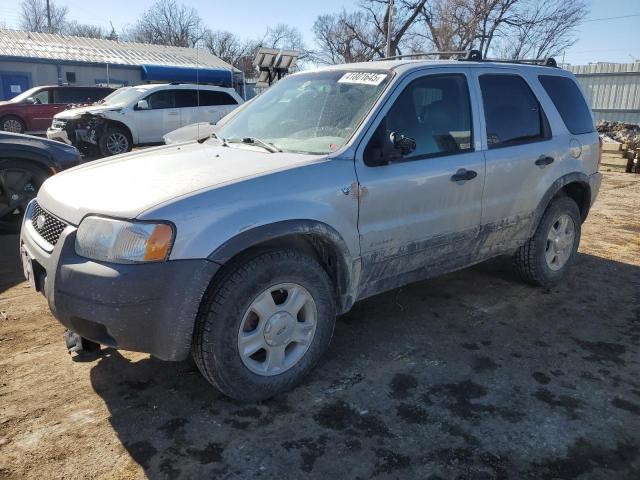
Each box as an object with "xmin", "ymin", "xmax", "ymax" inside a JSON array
[{"xmin": 0, "ymin": 85, "xmax": 114, "ymax": 135}]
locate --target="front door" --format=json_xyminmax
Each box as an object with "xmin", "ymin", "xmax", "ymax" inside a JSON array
[
  {"xmin": 355, "ymin": 69, "xmax": 486, "ymax": 297},
  {"xmin": 135, "ymin": 89, "xmax": 181, "ymax": 143}
]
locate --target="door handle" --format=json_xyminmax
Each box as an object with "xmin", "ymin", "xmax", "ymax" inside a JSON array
[
  {"xmin": 451, "ymin": 168, "xmax": 478, "ymax": 183},
  {"xmin": 535, "ymin": 155, "xmax": 554, "ymax": 166}
]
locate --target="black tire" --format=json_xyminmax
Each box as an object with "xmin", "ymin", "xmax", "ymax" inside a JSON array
[
  {"xmin": 98, "ymin": 126, "xmax": 132, "ymax": 157},
  {"xmin": 192, "ymin": 249, "xmax": 336, "ymax": 402},
  {"xmin": 513, "ymin": 196, "xmax": 581, "ymax": 287},
  {"xmin": 0, "ymin": 115, "xmax": 26, "ymax": 134},
  {"xmin": 0, "ymin": 160, "xmax": 49, "ymax": 233}
]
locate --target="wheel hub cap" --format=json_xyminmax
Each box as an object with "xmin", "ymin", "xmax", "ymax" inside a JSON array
[
  {"xmin": 264, "ymin": 311, "xmax": 295, "ymax": 346},
  {"xmin": 545, "ymin": 213, "xmax": 575, "ymax": 271}
]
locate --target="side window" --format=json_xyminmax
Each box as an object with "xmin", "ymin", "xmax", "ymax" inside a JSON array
[
  {"xmin": 538, "ymin": 75, "xmax": 594, "ymax": 135},
  {"xmin": 145, "ymin": 90, "xmax": 176, "ymax": 109},
  {"xmin": 479, "ymin": 74, "xmax": 549, "ymax": 148},
  {"xmin": 31, "ymin": 89, "xmax": 51, "ymax": 104},
  {"xmin": 175, "ymin": 90, "xmax": 199, "ymax": 108},
  {"xmin": 54, "ymin": 88, "xmax": 89, "ymax": 104},
  {"xmin": 199, "ymin": 90, "xmax": 238, "ymax": 106},
  {"xmin": 364, "ymin": 74, "xmax": 473, "ymax": 166}
]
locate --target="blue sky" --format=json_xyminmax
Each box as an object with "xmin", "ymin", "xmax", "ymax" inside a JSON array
[{"xmin": 1, "ymin": 0, "xmax": 639, "ymax": 65}]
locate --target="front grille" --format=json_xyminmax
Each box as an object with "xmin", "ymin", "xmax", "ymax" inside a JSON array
[{"xmin": 30, "ymin": 201, "xmax": 68, "ymax": 246}]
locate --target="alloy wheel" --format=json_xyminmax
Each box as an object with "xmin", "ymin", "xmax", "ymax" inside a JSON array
[
  {"xmin": 2, "ymin": 119, "xmax": 23, "ymax": 133},
  {"xmin": 545, "ymin": 213, "xmax": 576, "ymax": 271},
  {"xmin": 106, "ymin": 132, "xmax": 129, "ymax": 155},
  {"xmin": 238, "ymin": 283, "xmax": 317, "ymax": 376},
  {"xmin": 0, "ymin": 167, "xmax": 39, "ymax": 228}
]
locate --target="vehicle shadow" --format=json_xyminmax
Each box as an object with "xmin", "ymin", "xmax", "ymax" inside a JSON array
[
  {"xmin": 0, "ymin": 233, "xmax": 24, "ymax": 295},
  {"xmin": 88, "ymin": 253, "xmax": 640, "ymax": 479}
]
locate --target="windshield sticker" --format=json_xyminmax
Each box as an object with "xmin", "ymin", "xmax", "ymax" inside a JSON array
[{"xmin": 338, "ymin": 72, "xmax": 387, "ymax": 86}]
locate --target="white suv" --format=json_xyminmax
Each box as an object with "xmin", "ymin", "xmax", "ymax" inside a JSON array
[{"xmin": 47, "ymin": 83, "xmax": 243, "ymax": 156}]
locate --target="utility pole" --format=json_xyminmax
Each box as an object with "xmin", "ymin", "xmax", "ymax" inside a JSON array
[
  {"xmin": 46, "ymin": 0, "xmax": 52, "ymax": 33},
  {"xmin": 386, "ymin": 0, "xmax": 394, "ymax": 57}
]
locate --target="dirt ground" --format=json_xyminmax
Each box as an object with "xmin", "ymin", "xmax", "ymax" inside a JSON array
[{"xmin": 1, "ymin": 171, "xmax": 639, "ymax": 479}]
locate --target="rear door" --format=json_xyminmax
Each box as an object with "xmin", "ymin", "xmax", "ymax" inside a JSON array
[
  {"xmin": 135, "ymin": 89, "xmax": 181, "ymax": 143},
  {"xmin": 355, "ymin": 68, "xmax": 485, "ymax": 295},
  {"xmin": 473, "ymin": 68, "xmax": 561, "ymax": 246},
  {"xmin": 197, "ymin": 90, "xmax": 240, "ymax": 123},
  {"xmin": 175, "ymin": 89, "xmax": 200, "ymax": 127}
]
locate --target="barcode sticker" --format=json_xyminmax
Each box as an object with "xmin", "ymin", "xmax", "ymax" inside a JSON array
[{"xmin": 338, "ymin": 72, "xmax": 387, "ymax": 86}]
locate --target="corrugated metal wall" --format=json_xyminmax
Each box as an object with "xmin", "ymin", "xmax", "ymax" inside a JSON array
[{"xmin": 568, "ymin": 62, "xmax": 640, "ymax": 125}]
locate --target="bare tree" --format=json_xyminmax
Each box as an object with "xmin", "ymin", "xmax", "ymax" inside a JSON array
[
  {"xmin": 19, "ymin": 0, "xmax": 68, "ymax": 34},
  {"xmin": 126, "ymin": 0, "xmax": 205, "ymax": 47},
  {"xmin": 312, "ymin": 11, "xmax": 382, "ymax": 64},
  {"xmin": 498, "ymin": 0, "xmax": 586, "ymax": 59},
  {"xmin": 64, "ymin": 21, "xmax": 106, "ymax": 39},
  {"xmin": 346, "ymin": 0, "xmax": 430, "ymax": 58},
  {"xmin": 204, "ymin": 30, "xmax": 258, "ymax": 76}
]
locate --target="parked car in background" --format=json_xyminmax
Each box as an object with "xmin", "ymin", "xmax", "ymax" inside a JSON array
[
  {"xmin": 47, "ymin": 83, "xmax": 243, "ymax": 157},
  {"xmin": 0, "ymin": 132, "xmax": 80, "ymax": 231},
  {"xmin": 21, "ymin": 54, "xmax": 602, "ymax": 401},
  {"xmin": 0, "ymin": 86, "xmax": 114, "ymax": 135}
]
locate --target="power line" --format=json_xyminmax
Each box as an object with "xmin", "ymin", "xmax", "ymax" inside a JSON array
[{"xmin": 581, "ymin": 13, "xmax": 640, "ymax": 23}]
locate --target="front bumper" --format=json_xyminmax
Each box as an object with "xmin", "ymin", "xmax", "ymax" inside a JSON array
[
  {"xmin": 46, "ymin": 127, "xmax": 71, "ymax": 144},
  {"xmin": 20, "ymin": 209, "xmax": 220, "ymax": 361}
]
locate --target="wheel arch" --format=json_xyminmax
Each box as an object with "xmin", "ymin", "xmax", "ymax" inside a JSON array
[
  {"xmin": 0, "ymin": 154, "xmax": 54, "ymax": 177},
  {"xmin": 530, "ymin": 172, "xmax": 591, "ymax": 236},
  {"xmin": 208, "ymin": 220, "xmax": 358, "ymax": 314}
]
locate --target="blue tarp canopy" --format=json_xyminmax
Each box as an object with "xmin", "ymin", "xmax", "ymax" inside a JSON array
[{"xmin": 140, "ymin": 64, "xmax": 233, "ymax": 87}]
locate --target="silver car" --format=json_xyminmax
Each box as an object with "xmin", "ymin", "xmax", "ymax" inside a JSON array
[{"xmin": 20, "ymin": 53, "xmax": 602, "ymax": 401}]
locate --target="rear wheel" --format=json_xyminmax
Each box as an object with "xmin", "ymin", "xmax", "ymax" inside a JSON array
[
  {"xmin": 1, "ymin": 116, "xmax": 26, "ymax": 134},
  {"xmin": 0, "ymin": 160, "xmax": 49, "ymax": 232},
  {"xmin": 513, "ymin": 196, "xmax": 581, "ymax": 287},
  {"xmin": 192, "ymin": 249, "xmax": 336, "ymax": 402},
  {"xmin": 98, "ymin": 127, "xmax": 132, "ymax": 157}
]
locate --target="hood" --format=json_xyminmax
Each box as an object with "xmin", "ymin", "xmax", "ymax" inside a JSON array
[
  {"xmin": 38, "ymin": 141, "xmax": 323, "ymax": 225},
  {"xmin": 54, "ymin": 104, "xmax": 121, "ymax": 119}
]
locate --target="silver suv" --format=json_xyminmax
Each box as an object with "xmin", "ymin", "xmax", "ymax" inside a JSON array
[{"xmin": 20, "ymin": 53, "xmax": 602, "ymax": 401}]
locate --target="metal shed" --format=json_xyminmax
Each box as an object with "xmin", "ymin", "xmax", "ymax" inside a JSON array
[
  {"xmin": 568, "ymin": 62, "xmax": 640, "ymax": 125},
  {"xmin": 0, "ymin": 29, "xmax": 243, "ymax": 100}
]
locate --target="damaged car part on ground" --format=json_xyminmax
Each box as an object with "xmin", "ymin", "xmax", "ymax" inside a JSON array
[
  {"xmin": 22, "ymin": 52, "xmax": 602, "ymax": 402},
  {"xmin": 47, "ymin": 83, "xmax": 243, "ymax": 157}
]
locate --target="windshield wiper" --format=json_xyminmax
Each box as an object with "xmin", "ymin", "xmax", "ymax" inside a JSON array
[{"xmin": 223, "ymin": 137, "xmax": 281, "ymax": 153}]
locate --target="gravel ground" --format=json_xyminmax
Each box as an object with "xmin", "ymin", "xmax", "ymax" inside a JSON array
[{"xmin": 0, "ymin": 171, "xmax": 639, "ymax": 479}]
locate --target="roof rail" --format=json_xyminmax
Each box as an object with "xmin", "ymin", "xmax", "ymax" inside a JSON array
[
  {"xmin": 379, "ymin": 50, "xmax": 479, "ymax": 61},
  {"xmin": 482, "ymin": 56, "xmax": 558, "ymax": 68}
]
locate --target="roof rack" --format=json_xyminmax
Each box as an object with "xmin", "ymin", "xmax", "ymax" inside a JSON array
[
  {"xmin": 377, "ymin": 49, "xmax": 558, "ymax": 67},
  {"xmin": 379, "ymin": 50, "xmax": 479, "ymax": 61}
]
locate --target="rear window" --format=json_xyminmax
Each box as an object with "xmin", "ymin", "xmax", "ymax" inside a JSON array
[
  {"xmin": 54, "ymin": 88, "xmax": 110, "ymax": 104},
  {"xmin": 539, "ymin": 75, "xmax": 594, "ymax": 135},
  {"xmin": 199, "ymin": 90, "xmax": 237, "ymax": 106}
]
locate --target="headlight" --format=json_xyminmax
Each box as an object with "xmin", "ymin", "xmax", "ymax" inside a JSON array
[{"xmin": 75, "ymin": 216, "xmax": 174, "ymax": 264}]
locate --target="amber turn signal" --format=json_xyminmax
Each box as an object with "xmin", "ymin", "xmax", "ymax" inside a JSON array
[{"xmin": 144, "ymin": 224, "xmax": 174, "ymax": 261}]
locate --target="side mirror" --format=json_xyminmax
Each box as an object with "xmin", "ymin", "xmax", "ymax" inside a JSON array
[
  {"xmin": 135, "ymin": 99, "xmax": 149, "ymax": 110},
  {"xmin": 390, "ymin": 132, "xmax": 416, "ymax": 156},
  {"xmin": 26, "ymin": 97, "xmax": 36, "ymax": 104}
]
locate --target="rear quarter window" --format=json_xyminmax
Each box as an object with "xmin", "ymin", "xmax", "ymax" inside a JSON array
[{"xmin": 538, "ymin": 75, "xmax": 594, "ymax": 135}]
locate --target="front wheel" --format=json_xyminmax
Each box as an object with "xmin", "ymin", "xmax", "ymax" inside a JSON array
[
  {"xmin": 1, "ymin": 116, "xmax": 26, "ymax": 134},
  {"xmin": 513, "ymin": 196, "xmax": 582, "ymax": 287},
  {"xmin": 98, "ymin": 127, "xmax": 132, "ymax": 157},
  {"xmin": 192, "ymin": 249, "xmax": 336, "ymax": 402},
  {"xmin": 0, "ymin": 160, "xmax": 49, "ymax": 232}
]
